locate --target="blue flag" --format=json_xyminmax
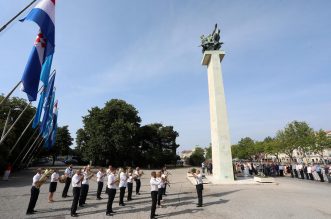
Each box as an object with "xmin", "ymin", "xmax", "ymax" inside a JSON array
[{"xmin": 40, "ymin": 74, "xmax": 55, "ymax": 135}]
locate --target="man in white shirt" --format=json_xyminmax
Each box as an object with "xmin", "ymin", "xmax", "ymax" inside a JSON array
[
  {"xmin": 62, "ymin": 164, "xmax": 74, "ymax": 198},
  {"xmin": 26, "ymin": 168, "xmax": 42, "ymax": 215},
  {"xmin": 150, "ymin": 171, "xmax": 160, "ymax": 219},
  {"xmin": 105, "ymin": 165, "xmax": 112, "ymax": 194},
  {"xmin": 307, "ymin": 164, "xmax": 313, "ymax": 180},
  {"xmin": 134, "ymin": 167, "xmax": 142, "ymax": 195},
  {"xmin": 127, "ymin": 168, "xmax": 134, "ymax": 201},
  {"xmin": 193, "ymin": 169, "xmax": 203, "ymax": 207},
  {"xmin": 96, "ymin": 167, "xmax": 106, "ymax": 200},
  {"xmin": 157, "ymin": 171, "xmax": 165, "ymax": 208},
  {"xmin": 106, "ymin": 167, "xmax": 117, "ymax": 216},
  {"xmin": 48, "ymin": 169, "xmax": 59, "ymax": 203},
  {"xmin": 79, "ymin": 166, "xmax": 92, "ymax": 207},
  {"xmin": 118, "ymin": 168, "xmax": 127, "ymax": 206},
  {"xmin": 71, "ymin": 169, "xmax": 84, "ymax": 217}
]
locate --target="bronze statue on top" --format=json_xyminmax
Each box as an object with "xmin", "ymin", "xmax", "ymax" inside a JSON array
[{"xmin": 200, "ymin": 23, "xmax": 223, "ymax": 53}]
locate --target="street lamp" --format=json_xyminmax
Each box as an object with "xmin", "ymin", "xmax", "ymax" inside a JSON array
[{"xmin": 1, "ymin": 107, "xmax": 21, "ymax": 139}]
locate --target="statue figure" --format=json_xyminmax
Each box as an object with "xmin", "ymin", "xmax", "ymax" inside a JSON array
[{"xmin": 200, "ymin": 23, "xmax": 223, "ymax": 53}]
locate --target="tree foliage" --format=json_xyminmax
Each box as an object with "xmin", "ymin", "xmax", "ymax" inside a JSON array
[
  {"xmin": 0, "ymin": 95, "xmax": 37, "ymax": 171},
  {"xmin": 189, "ymin": 146, "xmax": 205, "ymax": 166},
  {"xmin": 76, "ymin": 99, "xmax": 179, "ymax": 167}
]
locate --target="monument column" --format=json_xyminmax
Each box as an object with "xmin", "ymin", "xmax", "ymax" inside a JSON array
[{"xmin": 202, "ymin": 50, "xmax": 234, "ymax": 183}]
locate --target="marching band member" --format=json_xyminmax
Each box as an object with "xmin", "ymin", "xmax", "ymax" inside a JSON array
[
  {"xmin": 127, "ymin": 167, "xmax": 134, "ymax": 201},
  {"xmin": 106, "ymin": 167, "xmax": 117, "ymax": 216},
  {"xmin": 162, "ymin": 166, "xmax": 170, "ymax": 196},
  {"xmin": 119, "ymin": 167, "xmax": 127, "ymax": 206},
  {"xmin": 26, "ymin": 168, "xmax": 42, "ymax": 215},
  {"xmin": 157, "ymin": 171, "xmax": 165, "ymax": 208},
  {"xmin": 48, "ymin": 169, "xmax": 59, "ymax": 203},
  {"xmin": 71, "ymin": 169, "xmax": 84, "ymax": 217},
  {"xmin": 105, "ymin": 165, "xmax": 112, "ymax": 194},
  {"xmin": 79, "ymin": 166, "xmax": 93, "ymax": 207},
  {"xmin": 192, "ymin": 169, "xmax": 203, "ymax": 207},
  {"xmin": 150, "ymin": 171, "xmax": 160, "ymax": 219},
  {"xmin": 96, "ymin": 167, "xmax": 107, "ymax": 200},
  {"xmin": 134, "ymin": 167, "xmax": 142, "ymax": 195},
  {"xmin": 62, "ymin": 164, "xmax": 74, "ymax": 198}
]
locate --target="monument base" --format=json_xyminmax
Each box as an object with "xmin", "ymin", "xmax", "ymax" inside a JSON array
[{"xmin": 253, "ymin": 176, "xmax": 275, "ymax": 183}]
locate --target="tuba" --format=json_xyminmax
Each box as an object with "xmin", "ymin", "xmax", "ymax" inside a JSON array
[{"xmin": 35, "ymin": 169, "xmax": 54, "ymax": 188}]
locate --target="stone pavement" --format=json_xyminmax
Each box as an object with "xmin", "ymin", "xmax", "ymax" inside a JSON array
[{"xmin": 0, "ymin": 167, "xmax": 330, "ymax": 219}]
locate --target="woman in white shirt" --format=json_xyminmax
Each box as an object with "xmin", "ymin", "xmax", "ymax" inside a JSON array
[
  {"xmin": 48, "ymin": 169, "xmax": 59, "ymax": 203},
  {"xmin": 96, "ymin": 167, "xmax": 106, "ymax": 200}
]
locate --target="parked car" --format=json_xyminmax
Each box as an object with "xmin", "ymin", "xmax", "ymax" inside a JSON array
[{"xmin": 63, "ymin": 159, "xmax": 78, "ymax": 165}]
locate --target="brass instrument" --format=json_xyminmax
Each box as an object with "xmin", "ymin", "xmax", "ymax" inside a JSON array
[
  {"xmin": 35, "ymin": 169, "xmax": 54, "ymax": 188},
  {"xmin": 59, "ymin": 174, "xmax": 67, "ymax": 183}
]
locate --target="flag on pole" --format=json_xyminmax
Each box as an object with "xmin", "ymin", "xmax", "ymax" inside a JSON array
[
  {"xmin": 21, "ymin": 0, "xmax": 55, "ymax": 56},
  {"xmin": 21, "ymin": 31, "xmax": 47, "ymax": 101},
  {"xmin": 40, "ymin": 74, "xmax": 55, "ymax": 135},
  {"xmin": 44, "ymin": 99, "xmax": 58, "ymax": 149}
]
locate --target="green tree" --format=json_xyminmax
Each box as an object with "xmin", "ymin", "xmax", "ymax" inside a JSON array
[
  {"xmin": 48, "ymin": 126, "xmax": 73, "ymax": 165},
  {"xmin": 310, "ymin": 130, "xmax": 331, "ymax": 163},
  {"xmin": 205, "ymin": 143, "xmax": 212, "ymax": 159},
  {"xmin": 0, "ymin": 96, "xmax": 37, "ymax": 170},
  {"xmin": 189, "ymin": 147, "xmax": 205, "ymax": 166},
  {"xmin": 78, "ymin": 99, "xmax": 141, "ymax": 166},
  {"xmin": 276, "ymin": 121, "xmax": 315, "ymax": 161}
]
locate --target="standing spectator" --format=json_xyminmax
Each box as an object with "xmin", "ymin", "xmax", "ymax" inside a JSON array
[
  {"xmin": 208, "ymin": 162, "xmax": 213, "ymax": 175},
  {"xmin": 316, "ymin": 164, "xmax": 324, "ymax": 182},
  {"xmin": 307, "ymin": 164, "xmax": 313, "ymax": 180},
  {"xmin": 2, "ymin": 163, "xmax": 12, "ymax": 181},
  {"xmin": 303, "ymin": 164, "xmax": 309, "ymax": 180},
  {"xmin": 201, "ymin": 162, "xmax": 205, "ymax": 174},
  {"xmin": 279, "ymin": 164, "xmax": 284, "ymax": 176}
]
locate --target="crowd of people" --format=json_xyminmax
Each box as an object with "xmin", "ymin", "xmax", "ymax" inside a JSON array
[
  {"xmin": 25, "ymin": 164, "xmax": 173, "ymax": 219},
  {"xmin": 234, "ymin": 161, "xmax": 331, "ymax": 182}
]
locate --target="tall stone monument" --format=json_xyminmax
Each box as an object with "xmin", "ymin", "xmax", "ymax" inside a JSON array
[{"xmin": 200, "ymin": 24, "xmax": 234, "ymax": 183}]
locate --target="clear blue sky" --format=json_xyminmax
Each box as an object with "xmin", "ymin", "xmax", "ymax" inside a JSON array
[{"xmin": 1, "ymin": 0, "xmax": 331, "ymax": 152}]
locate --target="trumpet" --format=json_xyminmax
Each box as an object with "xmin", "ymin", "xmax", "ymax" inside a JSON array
[
  {"xmin": 35, "ymin": 169, "xmax": 54, "ymax": 188},
  {"xmin": 59, "ymin": 174, "xmax": 67, "ymax": 183}
]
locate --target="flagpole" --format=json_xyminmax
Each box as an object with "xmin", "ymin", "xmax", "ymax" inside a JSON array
[
  {"xmin": 8, "ymin": 115, "xmax": 35, "ymax": 156},
  {"xmin": 0, "ymin": 0, "xmax": 37, "ymax": 33},
  {"xmin": 12, "ymin": 127, "xmax": 39, "ymax": 167},
  {"xmin": 20, "ymin": 133, "xmax": 42, "ymax": 164},
  {"xmin": 0, "ymin": 102, "xmax": 31, "ymax": 145},
  {"xmin": 24, "ymin": 138, "xmax": 44, "ymax": 168},
  {"xmin": 0, "ymin": 81, "xmax": 21, "ymax": 107}
]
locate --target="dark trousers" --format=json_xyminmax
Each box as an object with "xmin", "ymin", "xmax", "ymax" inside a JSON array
[
  {"xmin": 300, "ymin": 170, "xmax": 304, "ymax": 179},
  {"xmin": 304, "ymin": 172, "xmax": 309, "ymax": 180},
  {"xmin": 27, "ymin": 186, "xmax": 40, "ymax": 213},
  {"xmin": 71, "ymin": 187, "xmax": 80, "ymax": 215},
  {"xmin": 97, "ymin": 182, "xmax": 103, "ymax": 198},
  {"xmin": 136, "ymin": 179, "xmax": 141, "ymax": 194},
  {"xmin": 196, "ymin": 184, "xmax": 203, "ymax": 206},
  {"xmin": 157, "ymin": 188, "xmax": 164, "ymax": 206},
  {"xmin": 127, "ymin": 182, "xmax": 133, "ymax": 200},
  {"xmin": 79, "ymin": 184, "xmax": 89, "ymax": 205},
  {"xmin": 294, "ymin": 170, "xmax": 298, "ymax": 178},
  {"xmin": 105, "ymin": 185, "xmax": 109, "ymax": 194},
  {"xmin": 106, "ymin": 189, "xmax": 116, "ymax": 213},
  {"xmin": 309, "ymin": 173, "xmax": 314, "ymax": 180},
  {"xmin": 151, "ymin": 191, "xmax": 158, "ymax": 217},
  {"xmin": 119, "ymin": 187, "xmax": 126, "ymax": 204},
  {"xmin": 164, "ymin": 184, "xmax": 167, "ymax": 195},
  {"xmin": 317, "ymin": 172, "xmax": 324, "ymax": 182},
  {"xmin": 290, "ymin": 170, "xmax": 294, "ymax": 178},
  {"xmin": 279, "ymin": 170, "xmax": 284, "ymax": 176},
  {"xmin": 62, "ymin": 177, "xmax": 71, "ymax": 197}
]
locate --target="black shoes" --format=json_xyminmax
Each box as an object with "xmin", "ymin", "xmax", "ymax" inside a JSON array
[
  {"xmin": 197, "ymin": 204, "xmax": 203, "ymax": 207},
  {"xmin": 119, "ymin": 203, "xmax": 126, "ymax": 206},
  {"xmin": 26, "ymin": 211, "xmax": 34, "ymax": 215},
  {"xmin": 79, "ymin": 204, "xmax": 84, "ymax": 207},
  {"xmin": 71, "ymin": 213, "xmax": 78, "ymax": 217},
  {"xmin": 97, "ymin": 197, "xmax": 102, "ymax": 200},
  {"xmin": 106, "ymin": 213, "xmax": 112, "ymax": 216},
  {"xmin": 136, "ymin": 193, "xmax": 141, "ymax": 195}
]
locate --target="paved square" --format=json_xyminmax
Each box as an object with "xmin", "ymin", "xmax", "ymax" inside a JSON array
[{"xmin": 0, "ymin": 168, "xmax": 330, "ymax": 219}]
